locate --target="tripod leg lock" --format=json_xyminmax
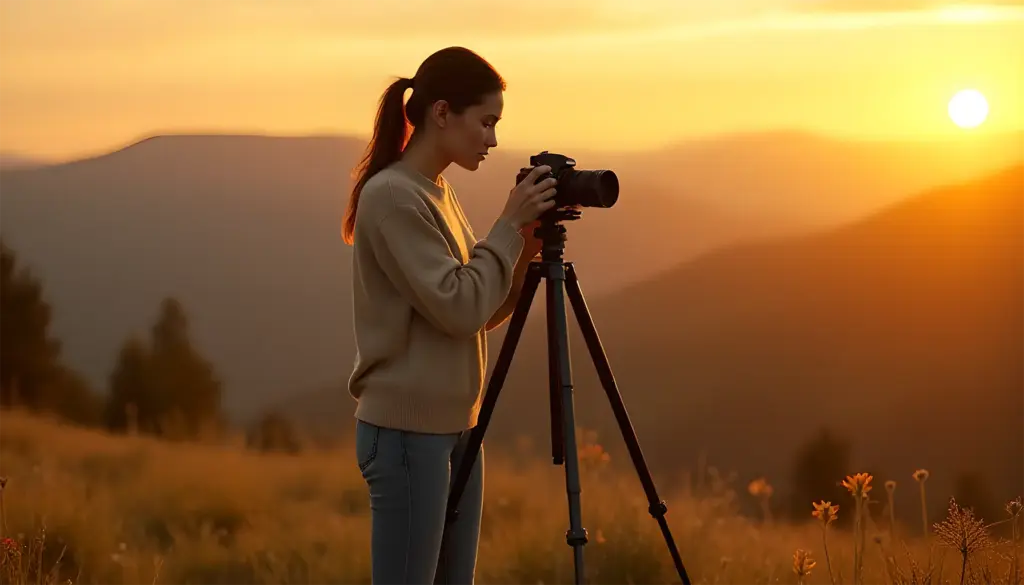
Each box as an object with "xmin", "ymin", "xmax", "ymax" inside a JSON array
[
  {"xmin": 565, "ymin": 527, "xmax": 588, "ymax": 547},
  {"xmin": 648, "ymin": 500, "xmax": 669, "ymax": 519}
]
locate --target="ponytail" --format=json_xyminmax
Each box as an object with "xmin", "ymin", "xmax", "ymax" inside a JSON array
[{"xmin": 342, "ymin": 76, "xmax": 414, "ymax": 245}]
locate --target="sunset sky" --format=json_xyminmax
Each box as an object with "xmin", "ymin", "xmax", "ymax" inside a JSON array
[{"xmin": 1, "ymin": 0, "xmax": 1022, "ymax": 162}]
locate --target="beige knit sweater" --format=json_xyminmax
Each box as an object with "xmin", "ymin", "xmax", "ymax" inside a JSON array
[{"xmin": 347, "ymin": 159, "xmax": 525, "ymax": 433}]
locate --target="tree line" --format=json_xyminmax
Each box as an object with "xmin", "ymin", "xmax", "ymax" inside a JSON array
[
  {"xmin": 1, "ymin": 239, "xmax": 1002, "ymax": 519},
  {"xmin": 1, "ymin": 239, "xmax": 297, "ymax": 451}
]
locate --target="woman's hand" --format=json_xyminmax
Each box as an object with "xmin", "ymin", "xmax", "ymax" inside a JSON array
[
  {"xmin": 519, "ymin": 203, "xmax": 583, "ymax": 257},
  {"xmin": 500, "ymin": 165, "xmax": 558, "ymax": 230},
  {"xmin": 520, "ymin": 219, "xmax": 543, "ymax": 257}
]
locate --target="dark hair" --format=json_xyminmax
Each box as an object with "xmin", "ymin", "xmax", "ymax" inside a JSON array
[{"xmin": 341, "ymin": 47, "xmax": 506, "ymax": 245}]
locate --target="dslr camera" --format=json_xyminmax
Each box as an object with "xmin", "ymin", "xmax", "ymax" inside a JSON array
[{"xmin": 516, "ymin": 151, "xmax": 619, "ymax": 212}]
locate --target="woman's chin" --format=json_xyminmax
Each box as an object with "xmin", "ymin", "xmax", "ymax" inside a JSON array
[{"xmin": 455, "ymin": 157, "xmax": 483, "ymax": 172}]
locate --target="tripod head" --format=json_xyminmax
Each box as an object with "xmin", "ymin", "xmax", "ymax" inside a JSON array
[{"xmin": 534, "ymin": 207, "xmax": 582, "ymax": 264}]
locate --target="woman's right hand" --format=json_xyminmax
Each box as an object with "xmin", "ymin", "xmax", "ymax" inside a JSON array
[{"xmin": 500, "ymin": 165, "xmax": 558, "ymax": 230}]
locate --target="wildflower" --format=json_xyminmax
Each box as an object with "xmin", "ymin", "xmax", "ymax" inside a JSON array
[
  {"xmin": 793, "ymin": 549, "xmax": 816, "ymax": 581},
  {"xmin": 842, "ymin": 473, "xmax": 873, "ymax": 584},
  {"xmin": 884, "ymin": 480, "xmax": 898, "ymax": 543},
  {"xmin": 1, "ymin": 537, "xmax": 21, "ymax": 571},
  {"xmin": 749, "ymin": 478, "xmax": 774, "ymax": 523},
  {"xmin": 812, "ymin": 500, "xmax": 839, "ymax": 526},
  {"xmin": 914, "ymin": 468, "xmax": 931, "ymax": 539},
  {"xmin": 842, "ymin": 472, "xmax": 873, "ymax": 498},
  {"xmin": 812, "ymin": 500, "xmax": 838, "ymax": 584},
  {"xmin": 748, "ymin": 477, "xmax": 772, "ymax": 497}
]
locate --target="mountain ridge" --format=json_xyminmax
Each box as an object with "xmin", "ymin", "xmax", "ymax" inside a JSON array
[
  {"xmin": 0, "ymin": 131, "xmax": 1020, "ymax": 429},
  {"xmin": 281, "ymin": 162, "xmax": 1023, "ymax": 510}
]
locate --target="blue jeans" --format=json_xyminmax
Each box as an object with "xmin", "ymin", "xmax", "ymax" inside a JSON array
[{"xmin": 355, "ymin": 419, "xmax": 484, "ymax": 584}]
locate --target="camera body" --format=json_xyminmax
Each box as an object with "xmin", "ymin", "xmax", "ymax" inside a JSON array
[{"xmin": 516, "ymin": 151, "xmax": 619, "ymax": 211}]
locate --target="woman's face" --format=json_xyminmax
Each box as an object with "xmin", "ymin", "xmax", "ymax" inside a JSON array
[{"xmin": 436, "ymin": 90, "xmax": 503, "ymax": 172}]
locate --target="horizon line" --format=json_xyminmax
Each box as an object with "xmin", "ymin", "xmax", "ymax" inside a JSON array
[{"xmin": 3, "ymin": 125, "xmax": 1023, "ymax": 169}]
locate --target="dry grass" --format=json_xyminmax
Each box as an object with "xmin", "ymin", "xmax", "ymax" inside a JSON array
[{"xmin": 0, "ymin": 409, "xmax": 1020, "ymax": 585}]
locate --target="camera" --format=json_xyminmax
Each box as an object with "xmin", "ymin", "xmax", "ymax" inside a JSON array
[{"xmin": 516, "ymin": 151, "xmax": 619, "ymax": 210}]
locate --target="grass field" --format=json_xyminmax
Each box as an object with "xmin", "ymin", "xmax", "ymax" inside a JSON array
[{"xmin": 0, "ymin": 409, "xmax": 1020, "ymax": 584}]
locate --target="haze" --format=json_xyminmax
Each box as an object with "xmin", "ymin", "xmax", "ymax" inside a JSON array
[
  {"xmin": 1, "ymin": 1, "xmax": 1022, "ymax": 583},
  {"xmin": 2, "ymin": 0, "xmax": 1023, "ymax": 161}
]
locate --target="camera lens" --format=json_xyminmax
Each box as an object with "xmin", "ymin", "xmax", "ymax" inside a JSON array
[{"xmin": 563, "ymin": 169, "xmax": 618, "ymax": 209}]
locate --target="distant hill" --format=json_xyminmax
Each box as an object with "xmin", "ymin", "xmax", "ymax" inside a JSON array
[
  {"xmin": 0, "ymin": 131, "xmax": 1020, "ymax": 425},
  {"xmin": 0, "ymin": 151, "xmax": 48, "ymax": 170},
  {"xmin": 569, "ymin": 129, "xmax": 1024, "ymax": 227},
  {"xmin": 0, "ymin": 132, "xmax": 779, "ymax": 418},
  {"xmin": 287, "ymin": 164, "xmax": 1024, "ymax": 511}
]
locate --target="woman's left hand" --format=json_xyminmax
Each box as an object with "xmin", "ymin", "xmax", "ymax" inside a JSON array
[
  {"xmin": 520, "ymin": 220, "xmax": 543, "ymax": 256},
  {"xmin": 519, "ymin": 205, "xmax": 583, "ymax": 255}
]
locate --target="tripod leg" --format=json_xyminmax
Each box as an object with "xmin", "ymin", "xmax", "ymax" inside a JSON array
[
  {"xmin": 546, "ymin": 261, "xmax": 588, "ymax": 585},
  {"xmin": 563, "ymin": 263, "xmax": 693, "ymax": 585},
  {"xmin": 445, "ymin": 263, "xmax": 542, "ymax": 525},
  {"xmin": 547, "ymin": 276, "xmax": 564, "ymax": 465}
]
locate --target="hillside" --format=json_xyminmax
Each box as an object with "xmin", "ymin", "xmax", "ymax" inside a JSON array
[
  {"xmin": 0, "ymin": 151, "xmax": 49, "ymax": 170},
  {"xmin": 495, "ymin": 164, "xmax": 1024, "ymax": 509},
  {"xmin": 0, "ymin": 133, "xmax": 770, "ymax": 418},
  {"xmin": 593, "ymin": 130, "xmax": 1024, "ymax": 227},
  {"xmin": 4, "ymin": 409, "xmax": 1019, "ymax": 584},
  {"xmin": 289, "ymin": 164, "xmax": 1023, "ymax": 513},
  {"xmin": 0, "ymin": 131, "xmax": 1020, "ymax": 421}
]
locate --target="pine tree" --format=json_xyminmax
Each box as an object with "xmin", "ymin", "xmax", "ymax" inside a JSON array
[
  {"xmin": 789, "ymin": 426, "xmax": 853, "ymax": 525},
  {"xmin": 247, "ymin": 410, "xmax": 302, "ymax": 454},
  {"xmin": 106, "ymin": 297, "xmax": 224, "ymax": 439},
  {"xmin": 952, "ymin": 470, "xmax": 1001, "ymax": 526},
  {"xmin": 148, "ymin": 297, "xmax": 223, "ymax": 438},
  {"xmin": 1, "ymin": 240, "xmax": 62, "ymax": 404},
  {"xmin": 105, "ymin": 335, "xmax": 158, "ymax": 433}
]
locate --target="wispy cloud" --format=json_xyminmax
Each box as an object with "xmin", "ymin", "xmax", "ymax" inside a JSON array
[
  {"xmin": 792, "ymin": 0, "xmax": 1024, "ymax": 12},
  {"xmin": 0, "ymin": 0, "xmax": 701, "ymax": 52},
  {"xmin": 5, "ymin": 0, "xmax": 1019, "ymax": 62}
]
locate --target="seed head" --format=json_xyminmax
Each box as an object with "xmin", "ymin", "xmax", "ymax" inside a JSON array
[
  {"xmin": 793, "ymin": 548, "xmax": 816, "ymax": 577},
  {"xmin": 885, "ymin": 480, "xmax": 896, "ymax": 493},
  {"xmin": 913, "ymin": 469, "xmax": 929, "ymax": 483},
  {"xmin": 933, "ymin": 497, "xmax": 992, "ymax": 556},
  {"xmin": 812, "ymin": 500, "xmax": 839, "ymax": 526},
  {"xmin": 1006, "ymin": 496, "xmax": 1022, "ymax": 519},
  {"xmin": 842, "ymin": 472, "xmax": 873, "ymax": 498}
]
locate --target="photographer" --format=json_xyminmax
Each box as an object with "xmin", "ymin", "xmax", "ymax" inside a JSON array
[{"xmin": 341, "ymin": 46, "xmax": 557, "ymax": 584}]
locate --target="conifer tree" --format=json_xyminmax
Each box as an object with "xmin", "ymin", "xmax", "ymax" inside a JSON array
[
  {"xmin": 106, "ymin": 297, "xmax": 224, "ymax": 439},
  {"xmin": 0, "ymin": 239, "xmax": 62, "ymax": 408}
]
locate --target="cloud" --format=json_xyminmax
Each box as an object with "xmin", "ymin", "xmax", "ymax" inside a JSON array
[
  {"xmin": 0, "ymin": 0, "xmax": 673, "ymax": 52},
  {"xmin": 793, "ymin": 0, "xmax": 1024, "ymax": 12}
]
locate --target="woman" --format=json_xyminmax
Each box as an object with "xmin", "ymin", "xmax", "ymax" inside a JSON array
[{"xmin": 341, "ymin": 46, "xmax": 559, "ymax": 583}]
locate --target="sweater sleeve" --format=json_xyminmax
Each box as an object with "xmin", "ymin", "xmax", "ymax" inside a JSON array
[{"xmin": 372, "ymin": 203, "xmax": 525, "ymax": 339}]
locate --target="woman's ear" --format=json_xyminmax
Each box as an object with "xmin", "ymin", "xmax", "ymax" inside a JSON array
[{"xmin": 430, "ymin": 99, "xmax": 450, "ymax": 129}]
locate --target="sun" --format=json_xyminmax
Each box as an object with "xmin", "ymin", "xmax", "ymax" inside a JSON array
[{"xmin": 947, "ymin": 89, "xmax": 989, "ymax": 129}]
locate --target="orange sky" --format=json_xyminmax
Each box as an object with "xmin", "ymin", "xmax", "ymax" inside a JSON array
[{"xmin": 1, "ymin": 0, "xmax": 1022, "ymax": 162}]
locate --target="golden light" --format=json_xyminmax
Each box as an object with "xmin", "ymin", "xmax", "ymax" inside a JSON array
[{"xmin": 947, "ymin": 89, "xmax": 989, "ymax": 129}]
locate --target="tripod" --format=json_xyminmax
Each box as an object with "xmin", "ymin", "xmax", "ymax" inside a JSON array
[{"xmin": 443, "ymin": 210, "xmax": 692, "ymax": 585}]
